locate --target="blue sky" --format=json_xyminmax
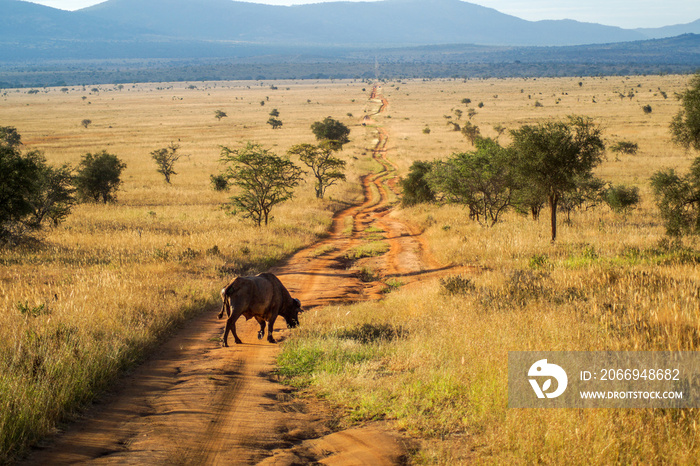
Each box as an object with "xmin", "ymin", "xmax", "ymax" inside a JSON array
[{"xmin": 28, "ymin": 0, "xmax": 700, "ymax": 29}]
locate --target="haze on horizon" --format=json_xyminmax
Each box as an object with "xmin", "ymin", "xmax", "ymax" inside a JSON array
[{"xmin": 26, "ymin": 0, "xmax": 700, "ymax": 30}]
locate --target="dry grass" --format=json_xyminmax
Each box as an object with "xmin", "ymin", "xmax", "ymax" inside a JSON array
[
  {"xmin": 277, "ymin": 75, "xmax": 700, "ymax": 464},
  {"xmin": 4, "ymin": 74, "xmax": 699, "ymax": 463},
  {"xmin": 0, "ymin": 79, "xmax": 372, "ymax": 461}
]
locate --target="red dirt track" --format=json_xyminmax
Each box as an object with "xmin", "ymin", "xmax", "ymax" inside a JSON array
[{"xmin": 24, "ymin": 86, "xmax": 456, "ymax": 465}]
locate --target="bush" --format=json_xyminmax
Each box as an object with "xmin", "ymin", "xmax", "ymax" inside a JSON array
[
  {"xmin": 650, "ymin": 162, "xmax": 700, "ymax": 236},
  {"xmin": 311, "ymin": 116, "xmax": 350, "ymax": 150},
  {"xmin": 210, "ymin": 174, "xmax": 229, "ymax": 191},
  {"xmin": 439, "ymin": 275, "xmax": 475, "ymax": 295},
  {"xmin": 605, "ymin": 184, "xmax": 640, "ymax": 213},
  {"xmin": 74, "ymin": 150, "xmax": 126, "ymax": 203},
  {"xmin": 0, "ymin": 127, "xmax": 75, "ymax": 244},
  {"xmin": 400, "ymin": 161, "xmax": 435, "ymax": 206},
  {"xmin": 610, "ymin": 141, "xmax": 639, "ymax": 155}
]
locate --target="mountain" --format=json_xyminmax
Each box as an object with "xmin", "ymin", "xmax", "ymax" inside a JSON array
[
  {"xmin": 637, "ymin": 19, "xmax": 700, "ymax": 39},
  {"xmin": 0, "ymin": 0, "xmax": 149, "ymax": 41},
  {"xmin": 1, "ymin": 0, "xmax": 699, "ymax": 63},
  {"xmin": 76, "ymin": 0, "xmax": 647, "ymax": 47}
]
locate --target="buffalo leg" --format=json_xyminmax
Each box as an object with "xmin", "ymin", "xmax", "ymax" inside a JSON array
[
  {"xmin": 255, "ymin": 317, "xmax": 266, "ymax": 340},
  {"xmin": 221, "ymin": 318, "xmax": 231, "ymax": 347},
  {"xmin": 222, "ymin": 314, "xmax": 243, "ymax": 346},
  {"xmin": 267, "ymin": 316, "xmax": 277, "ymax": 343}
]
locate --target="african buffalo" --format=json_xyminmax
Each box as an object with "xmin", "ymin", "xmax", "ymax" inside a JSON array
[{"xmin": 218, "ymin": 272, "xmax": 302, "ymax": 346}]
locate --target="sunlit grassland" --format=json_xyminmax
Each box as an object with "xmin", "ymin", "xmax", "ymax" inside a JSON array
[
  {"xmin": 0, "ymin": 79, "xmax": 371, "ymax": 461},
  {"xmin": 278, "ymin": 75, "xmax": 700, "ymax": 464},
  {"xmin": 4, "ymin": 74, "xmax": 699, "ymax": 463}
]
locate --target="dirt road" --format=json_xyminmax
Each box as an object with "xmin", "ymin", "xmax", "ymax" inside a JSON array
[{"xmin": 25, "ymin": 86, "xmax": 444, "ymax": 465}]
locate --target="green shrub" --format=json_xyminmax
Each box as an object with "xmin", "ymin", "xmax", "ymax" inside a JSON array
[{"xmin": 605, "ymin": 184, "xmax": 640, "ymax": 213}]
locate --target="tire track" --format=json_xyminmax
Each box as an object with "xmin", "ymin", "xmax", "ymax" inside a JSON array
[{"xmin": 24, "ymin": 84, "xmax": 454, "ymax": 466}]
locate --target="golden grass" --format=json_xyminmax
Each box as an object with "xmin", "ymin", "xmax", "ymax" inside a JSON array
[
  {"xmin": 0, "ymin": 79, "xmax": 371, "ymax": 461},
  {"xmin": 3, "ymin": 74, "xmax": 699, "ymax": 463},
  {"xmin": 277, "ymin": 75, "xmax": 700, "ymax": 464}
]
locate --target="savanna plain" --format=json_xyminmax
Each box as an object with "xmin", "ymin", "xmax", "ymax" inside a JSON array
[{"xmin": 2, "ymin": 75, "xmax": 699, "ymax": 464}]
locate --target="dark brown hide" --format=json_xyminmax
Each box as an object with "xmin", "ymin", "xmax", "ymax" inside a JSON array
[{"xmin": 218, "ymin": 272, "xmax": 301, "ymax": 346}]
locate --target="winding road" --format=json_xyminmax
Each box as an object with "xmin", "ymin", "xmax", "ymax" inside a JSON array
[{"xmin": 25, "ymin": 85, "xmax": 449, "ymax": 465}]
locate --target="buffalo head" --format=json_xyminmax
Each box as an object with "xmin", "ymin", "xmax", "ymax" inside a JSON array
[{"xmin": 283, "ymin": 298, "xmax": 303, "ymax": 328}]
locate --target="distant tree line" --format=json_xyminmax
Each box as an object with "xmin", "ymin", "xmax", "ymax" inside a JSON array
[{"xmin": 3, "ymin": 61, "xmax": 699, "ymax": 90}]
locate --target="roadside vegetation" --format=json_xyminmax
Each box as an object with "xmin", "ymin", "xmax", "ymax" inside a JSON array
[
  {"xmin": 0, "ymin": 80, "xmax": 365, "ymax": 462},
  {"xmin": 277, "ymin": 74, "xmax": 700, "ymax": 464},
  {"xmin": 2, "ymin": 74, "xmax": 699, "ymax": 463}
]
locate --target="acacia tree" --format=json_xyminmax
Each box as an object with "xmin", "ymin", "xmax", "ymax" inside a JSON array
[
  {"xmin": 219, "ymin": 142, "xmax": 303, "ymax": 226},
  {"xmin": 311, "ymin": 116, "xmax": 351, "ymax": 150},
  {"xmin": 0, "ymin": 126, "xmax": 21, "ymax": 147},
  {"xmin": 428, "ymin": 138, "xmax": 515, "ymax": 227},
  {"xmin": 288, "ymin": 142, "xmax": 346, "ymax": 199},
  {"xmin": 214, "ymin": 110, "xmax": 227, "ymax": 121},
  {"xmin": 512, "ymin": 181, "xmax": 548, "ymax": 221},
  {"xmin": 74, "ymin": 150, "xmax": 126, "ymax": 203},
  {"xmin": 151, "ymin": 142, "xmax": 186, "ymax": 184},
  {"xmin": 558, "ymin": 175, "xmax": 607, "ymax": 222},
  {"xmin": 651, "ymin": 74, "xmax": 700, "ymax": 236},
  {"xmin": 671, "ymin": 73, "xmax": 700, "ymax": 151},
  {"xmin": 510, "ymin": 116, "xmax": 605, "ymax": 241},
  {"xmin": 461, "ymin": 121, "xmax": 481, "ymax": 145},
  {"xmin": 267, "ymin": 117, "xmax": 283, "ymax": 129}
]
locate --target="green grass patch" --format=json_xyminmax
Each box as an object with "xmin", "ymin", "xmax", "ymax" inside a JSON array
[
  {"xmin": 276, "ymin": 336, "xmax": 379, "ymax": 388},
  {"xmin": 381, "ymin": 278, "xmax": 404, "ymax": 293},
  {"xmin": 357, "ymin": 157, "xmax": 384, "ymax": 175},
  {"xmin": 310, "ymin": 244, "xmax": 337, "ymax": 257},
  {"xmin": 344, "ymin": 241, "xmax": 390, "ymax": 260},
  {"xmin": 277, "ymin": 301, "xmax": 485, "ymax": 438},
  {"xmin": 560, "ymin": 241, "xmax": 700, "ymax": 269},
  {"xmin": 342, "ymin": 216, "xmax": 354, "ymax": 236}
]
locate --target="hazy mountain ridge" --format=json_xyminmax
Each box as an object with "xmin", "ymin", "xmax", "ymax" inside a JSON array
[
  {"xmin": 0, "ymin": 0, "xmax": 151, "ymax": 41},
  {"xmin": 2, "ymin": 33, "xmax": 699, "ymax": 89},
  {"xmin": 3, "ymin": 0, "xmax": 699, "ymax": 51},
  {"xmin": 76, "ymin": 0, "xmax": 647, "ymax": 46},
  {"xmin": 1, "ymin": 0, "xmax": 700, "ymax": 74}
]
